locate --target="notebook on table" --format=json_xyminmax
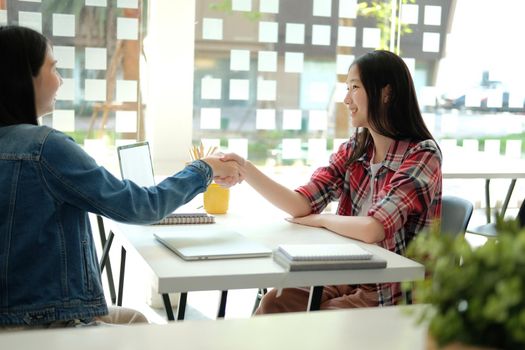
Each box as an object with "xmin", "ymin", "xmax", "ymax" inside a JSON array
[
  {"xmin": 155, "ymin": 213, "xmax": 214, "ymax": 225},
  {"xmin": 277, "ymin": 243, "xmax": 373, "ymax": 261},
  {"xmin": 273, "ymin": 243, "xmax": 387, "ymax": 271},
  {"xmin": 154, "ymin": 230, "xmax": 272, "ymax": 260},
  {"xmin": 117, "ymin": 142, "xmax": 214, "ymax": 225}
]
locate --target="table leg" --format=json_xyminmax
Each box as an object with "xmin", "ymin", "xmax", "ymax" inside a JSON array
[
  {"xmin": 501, "ymin": 179, "xmax": 517, "ymax": 217},
  {"xmin": 217, "ymin": 290, "xmax": 228, "ymax": 318},
  {"xmin": 307, "ymin": 286, "xmax": 324, "ymax": 311},
  {"xmin": 485, "ymin": 179, "xmax": 491, "ymax": 223},
  {"xmin": 117, "ymin": 246, "xmax": 126, "ymax": 306},
  {"xmin": 162, "ymin": 294, "xmax": 175, "ymax": 321},
  {"xmin": 176, "ymin": 292, "xmax": 187, "ymax": 321}
]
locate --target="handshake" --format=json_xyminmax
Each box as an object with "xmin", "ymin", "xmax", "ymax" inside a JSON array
[{"xmin": 201, "ymin": 153, "xmax": 247, "ymax": 188}]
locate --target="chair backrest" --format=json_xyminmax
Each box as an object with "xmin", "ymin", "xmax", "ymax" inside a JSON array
[{"xmin": 441, "ymin": 195, "xmax": 474, "ymax": 237}]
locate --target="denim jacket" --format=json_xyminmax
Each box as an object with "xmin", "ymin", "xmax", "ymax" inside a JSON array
[{"xmin": 0, "ymin": 124, "xmax": 212, "ymax": 325}]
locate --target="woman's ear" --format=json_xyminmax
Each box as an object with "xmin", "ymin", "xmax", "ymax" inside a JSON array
[{"xmin": 382, "ymin": 84, "xmax": 392, "ymax": 103}]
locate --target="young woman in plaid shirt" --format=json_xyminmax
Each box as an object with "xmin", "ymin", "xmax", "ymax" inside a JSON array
[{"xmin": 224, "ymin": 50, "xmax": 442, "ymax": 313}]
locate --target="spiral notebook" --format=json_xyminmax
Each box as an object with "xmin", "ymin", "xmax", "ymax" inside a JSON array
[
  {"xmin": 274, "ymin": 243, "xmax": 386, "ymax": 271},
  {"xmin": 277, "ymin": 243, "xmax": 373, "ymax": 261},
  {"xmin": 158, "ymin": 212, "xmax": 215, "ymax": 225},
  {"xmin": 117, "ymin": 142, "xmax": 214, "ymax": 225}
]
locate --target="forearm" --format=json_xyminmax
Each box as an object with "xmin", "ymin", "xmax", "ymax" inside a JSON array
[
  {"xmin": 320, "ymin": 214, "xmax": 385, "ymax": 243},
  {"xmin": 244, "ymin": 161, "xmax": 311, "ymax": 217}
]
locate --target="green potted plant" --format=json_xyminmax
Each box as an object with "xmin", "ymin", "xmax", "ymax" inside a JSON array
[{"xmin": 405, "ymin": 216, "xmax": 525, "ymax": 349}]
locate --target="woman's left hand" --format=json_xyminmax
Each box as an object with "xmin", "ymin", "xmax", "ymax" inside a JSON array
[{"xmin": 285, "ymin": 214, "xmax": 324, "ymax": 228}]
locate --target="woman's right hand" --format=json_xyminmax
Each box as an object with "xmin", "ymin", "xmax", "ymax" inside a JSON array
[
  {"xmin": 201, "ymin": 154, "xmax": 244, "ymax": 187},
  {"xmin": 219, "ymin": 152, "xmax": 312, "ymax": 217},
  {"xmin": 220, "ymin": 152, "xmax": 246, "ymax": 167}
]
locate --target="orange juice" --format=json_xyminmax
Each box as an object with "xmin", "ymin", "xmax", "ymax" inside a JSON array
[{"xmin": 203, "ymin": 183, "xmax": 230, "ymax": 214}]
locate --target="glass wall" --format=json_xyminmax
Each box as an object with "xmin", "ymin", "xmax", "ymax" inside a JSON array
[
  {"xmin": 2, "ymin": 0, "xmax": 524, "ymax": 208},
  {"xmin": 191, "ymin": 0, "xmax": 525, "ymax": 208},
  {"xmin": 0, "ymin": 0, "xmax": 146, "ymax": 149},
  {"xmin": 193, "ymin": 0, "xmax": 362, "ymax": 167}
]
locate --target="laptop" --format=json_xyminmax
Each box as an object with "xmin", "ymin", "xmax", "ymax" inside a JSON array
[
  {"xmin": 153, "ymin": 230, "xmax": 272, "ymax": 260},
  {"xmin": 117, "ymin": 141, "xmax": 210, "ymax": 222}
]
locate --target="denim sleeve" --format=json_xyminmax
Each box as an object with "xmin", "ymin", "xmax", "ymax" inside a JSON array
[{"xmin": 39, "ymin": 131, "xmax": 209, "ymax": 224}]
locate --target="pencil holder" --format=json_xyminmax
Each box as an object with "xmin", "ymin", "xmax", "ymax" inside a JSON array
[{"xmin": 203, "ymin": 183, "xmax": 230, "ymax": 214}]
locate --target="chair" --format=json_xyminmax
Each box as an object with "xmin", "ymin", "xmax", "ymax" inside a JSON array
[
  {"xmin": 405, "ymin": 195, "xmax": 473, "ymax": 305},
  {"xmin": 467, "ymin": 199, "xmax": 525, "ymax": 238},
  {"xmin": 440, "ymin": 195, "xmax": 474, "ymax": 237},
  {"xmin": 256, "ymin": 196, "xmax": 475, "ymax": 310},
  {"xmin": 96, "ymin": 215, "xmax": 117, "ymax": 305}
]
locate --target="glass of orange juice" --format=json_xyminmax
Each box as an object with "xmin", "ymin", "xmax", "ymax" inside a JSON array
[{"xmin": 203, "ymin": 183, "xmax": 230, "ymax": 214}]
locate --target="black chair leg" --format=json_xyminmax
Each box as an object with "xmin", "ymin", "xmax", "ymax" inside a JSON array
[
  {"xmin": 217, "ymin": 290, "xmax": 228, "ymax": 318},
  {"xmin": 485, "ymin": 179, "xmax": 491, "ymax": 223},
  {"xmin": 501, "ymin": 179, "xmax": 517, "ymax": 217},
  {"xmin": 97, "ymin": 215, "xmax": 116, "ymax": 305},
  {"xmin": 252, "ymin": 288, "xmax": 267, "ymax": 314},
  {"xmin": 117, "ymin": 246, "xmax": 126, "ymax": 306},
  {"xmin": 99, "ymin": 230, "xmax": 114, "ymax": 271}
]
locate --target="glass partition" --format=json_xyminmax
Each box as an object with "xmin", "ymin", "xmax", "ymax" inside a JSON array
[
  {"xmin": 192, "ymin": 0, "xmax": 465, "ymax": 166},
  {"xmin": 1, "ymin": 0, "xmax": 147, "ymax": 150}
]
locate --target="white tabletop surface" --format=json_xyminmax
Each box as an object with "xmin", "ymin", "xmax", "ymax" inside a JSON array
[
  {"xmin": 0, "ymin": 305, "xmax": 428, "ymax": 350},
  {"xmin": 107, "ymin": 207, "xmax": 424, "ymax": 294}
]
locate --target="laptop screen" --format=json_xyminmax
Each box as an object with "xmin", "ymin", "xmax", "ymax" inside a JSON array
[{"xmin": 117, "ymin": 142, "xmax": 156, "ymax": 187}]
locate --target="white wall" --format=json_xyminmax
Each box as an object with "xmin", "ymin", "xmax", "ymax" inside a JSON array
[{"xmin": 145, "ymin": 0, "xmax": 195, "ymax": 175}]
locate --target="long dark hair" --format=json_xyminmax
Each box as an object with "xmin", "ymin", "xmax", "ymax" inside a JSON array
[
  {"xmin": 347, "ymin": 50, "xmax": 434, "ymax": 164},
  {"xmin": 0, "ymin": 25, "xmax": 48, "ymax": 126}
]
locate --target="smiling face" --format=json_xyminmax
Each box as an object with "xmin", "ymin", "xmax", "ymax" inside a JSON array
[
  {"xmin": 344, "ymin": 64, "xmax": 369, "ymax": 129},
  {"xmin": 32, "ymin": 46, "xmax": 62, "ymax": 117}
]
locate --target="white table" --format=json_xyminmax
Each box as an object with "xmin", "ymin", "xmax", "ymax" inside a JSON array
[
  {"xmin": 442, "ymin": 146, "xmax": 525, "ymax": 222},
  {"xmin": 0, "ymin": 305, "xmax": 428, "ymax": 349},
  {"xmin": 103, "ymin": 209, "xmax": 424, "ymax": 320}
]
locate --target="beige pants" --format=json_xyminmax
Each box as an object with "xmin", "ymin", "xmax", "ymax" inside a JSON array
[
  {"xmin": 255, "ymin": 284, "xmax": 379, "ymax": 315},
  {"xmin": 93, "ymin": 306, "xmax": 149, "ymax": 325},
  {"xmin": 0, "ymin": 306, "xmax": 148, "ymax": 332}
]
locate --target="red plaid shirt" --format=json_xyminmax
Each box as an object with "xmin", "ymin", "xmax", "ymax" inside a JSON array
[{"xmin": 296, "ymin": 136, "xmax": 442, "ymax": 306}]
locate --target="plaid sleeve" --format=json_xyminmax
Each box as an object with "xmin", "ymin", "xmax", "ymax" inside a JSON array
[
  {"xmin": 295, "ymin": 141, "xmax": 351, "ymax": 213},
  {"xmin": 369, "ymin": 140, "xmax": 442, "ymax": 241}
]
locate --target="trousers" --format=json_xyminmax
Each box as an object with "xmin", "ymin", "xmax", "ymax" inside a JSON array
[
  {"xmin": 255, "ymin": 284, "xmax": 379, "ymax": 314},
  {"xmin": 0, "ymin": 306, "xmax": 148, "ymax": 332}
]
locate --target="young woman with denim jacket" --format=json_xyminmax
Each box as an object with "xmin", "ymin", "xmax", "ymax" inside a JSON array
[{"xmin": 0, "ymin": 25, "xmax": 242, "ymax": 328}]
